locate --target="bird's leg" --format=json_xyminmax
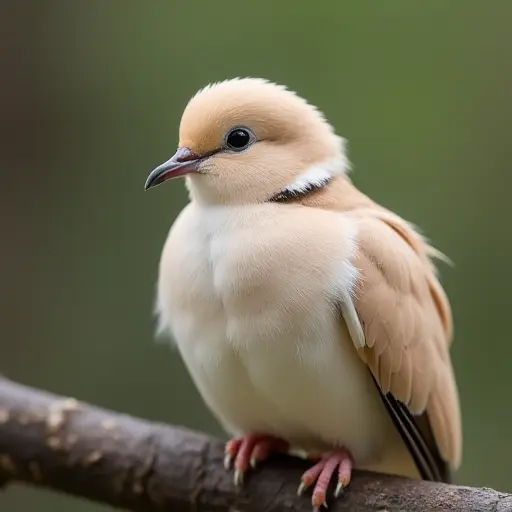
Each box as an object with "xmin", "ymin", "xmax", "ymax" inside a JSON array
[
  {"xmin": 224, "ymin": 434, "xmax": 289, "ymax": 485},
  {"xmin": 297, "ymin": 448, "xmax": 354, "ymax": 511},
  {"xmin": 225, "ymin": 437, "xmax": 353, "ymax": 509}
]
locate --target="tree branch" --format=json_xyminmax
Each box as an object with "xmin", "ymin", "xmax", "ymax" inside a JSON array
[{"xmin": 0, "ymin": 379, "xmax": 509, "ymax": 511}]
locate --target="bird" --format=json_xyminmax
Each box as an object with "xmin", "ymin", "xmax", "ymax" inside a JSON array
[{"xmin": 144, "ymin": 77, "xmax": 462, "ymax": 510}]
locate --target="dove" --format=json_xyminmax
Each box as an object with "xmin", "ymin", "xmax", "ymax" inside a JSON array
[{"xmin": 145, "ymin": 78, "xmax": 462, "ymax": 510}]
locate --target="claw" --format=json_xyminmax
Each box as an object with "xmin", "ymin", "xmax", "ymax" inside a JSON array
[
  {"xmin": 297, "ymin": 481, "xmax": 307, "ymax": 496},
  {"xmin": 224, "ymin": 453, "xmax": 233, "ymax": 470},
  {"xmin": 312, "ymin": 490, "xmax": 327, "ymax": 511},
  {"xmin": 288, "ymin": 447, "xmax": 309, "ymax": 459},
  {"xmin": 224, "ymin": 434, "xmax": 289, "ymax": 488},
  {"xmin": 334, "ymin": 482, "xmax": 344, "ymax": 498},
  {"xmin": 234, "ymin": 469, "xmax": 244, "ymax": 486},
  {"xmin": 338, "ymin": 453, "xmax": 352, "ymax": 489}
]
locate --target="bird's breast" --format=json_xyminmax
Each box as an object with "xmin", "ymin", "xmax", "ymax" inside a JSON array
[
  {"xmin": 156, "ymin": 203, "xmax": 397, "ymax": 461},
  {"xmin": 158, "ymin": 203, "xmax": 358, "ymax": 350}
]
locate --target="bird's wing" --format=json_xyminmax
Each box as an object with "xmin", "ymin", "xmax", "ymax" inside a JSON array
[{"xmin": 341, "ymin": 209, "xmax": 462, "ymax": 482}]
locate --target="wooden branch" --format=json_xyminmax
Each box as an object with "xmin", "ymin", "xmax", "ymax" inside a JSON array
[{"xmin": 0, "ymin": 379, "xmax": 509, "ymax": 512}]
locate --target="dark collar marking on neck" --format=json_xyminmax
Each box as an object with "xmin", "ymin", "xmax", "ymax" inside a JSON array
[{"xmin": 268, "ymin": 176, "xmax": 332, "ymax": 203}]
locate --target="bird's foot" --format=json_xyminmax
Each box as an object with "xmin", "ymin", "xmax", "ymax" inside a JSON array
[
  {"xmin": 224, "ymin": 434, "xmax": 289, "ymax": 485},
  {"xmin": 297, "ymin": 448, "xmax": 353, "ymax": 511}
]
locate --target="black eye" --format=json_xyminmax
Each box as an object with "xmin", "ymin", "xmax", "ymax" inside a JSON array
[{"xmin": 226, "ymin": 128, "xmax": 252, "ymax": 151}]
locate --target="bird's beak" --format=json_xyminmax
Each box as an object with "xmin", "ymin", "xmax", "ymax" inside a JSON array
[{"xmin": 144, "ymin": 147, "xmax": 202, "ymax": 190}]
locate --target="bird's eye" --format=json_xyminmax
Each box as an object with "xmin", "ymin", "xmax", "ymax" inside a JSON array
[{"xmin": 226, "ymin": 128, "xmax": 252, "ymax": 151}]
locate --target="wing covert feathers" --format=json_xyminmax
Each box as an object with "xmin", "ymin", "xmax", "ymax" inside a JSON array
[
  {"xmin": 351, "ymin": 211, "xmax": 462, "ymax": 474},
  {"xmin": 281, "ymin": 176, "xmax": 461, "ymax": 476}
]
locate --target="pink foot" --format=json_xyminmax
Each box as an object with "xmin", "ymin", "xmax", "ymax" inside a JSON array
[
  {"xmin": 297, "ymin": 449, "xmax": 353, "ymax": 510},
  {"xmin": 224, "ymin": 434, "xmax": 289, "ymax": 485}
]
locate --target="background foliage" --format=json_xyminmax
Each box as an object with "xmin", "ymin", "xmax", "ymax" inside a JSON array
[{"xmin": 1, "ymin": 2, "xmax": 511, "ymax": 510}]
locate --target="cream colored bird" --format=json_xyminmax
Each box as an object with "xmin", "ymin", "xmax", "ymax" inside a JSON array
[{"xmin": 145, "ymin": 78, "xmax": 462, "ymax": 510}]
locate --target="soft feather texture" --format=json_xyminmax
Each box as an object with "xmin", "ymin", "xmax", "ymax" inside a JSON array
[
  {"xmin": 153, "ymin": 77, "xmax": 462, "ymax": 482},
  {"xmin": 294, "ymin": 185, "xmax": 461, "ymax": 469},
  {"xmin": 158, "ymin": 202, "xmax": 419, "ymax": 477},
  {"xmin": 293, "ymin": 186, "xmax": 461, "ymax": 470},
  {"xmin": 177, "ymin": 78, "xmax": 348, "ymax": 205}
]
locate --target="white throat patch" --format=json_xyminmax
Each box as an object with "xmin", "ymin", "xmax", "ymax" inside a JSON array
[{"xmin": 274, "ymin": 153, "xmax": 350, "ymax": 201}]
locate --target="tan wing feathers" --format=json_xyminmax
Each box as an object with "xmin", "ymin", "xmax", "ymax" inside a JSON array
[
  {"xmin": 286, "ymin": 177, "xmax": 461, "ymax": 468},
  {"xmin": 373, "ymin": 209, "xmax": 454, "ymax": 342},
  {"xmin": 390, "ymin": 350, "xmax": 413, "ymax": 404},
  {"xmin": 428, "ymin": 278, "xmax": 454, "ymax": 343},
  {"xmin": 352, "ymin": 213, "xmax": 462, "ymax": 469}
]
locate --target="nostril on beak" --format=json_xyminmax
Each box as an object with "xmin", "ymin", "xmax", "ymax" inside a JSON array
[{"xmin": 175, "ymin": 147, "xmax": 199, "ymax": 163}]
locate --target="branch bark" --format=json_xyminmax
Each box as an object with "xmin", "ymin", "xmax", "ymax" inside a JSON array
[{"xmin": 0, "ymin": 379, "xmax": 509, "ymax": 512}]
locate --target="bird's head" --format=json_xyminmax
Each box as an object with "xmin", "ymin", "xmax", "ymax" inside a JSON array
[{"xmin": 145, "ymin": 78, "xmax": 350, "ymax": 205}]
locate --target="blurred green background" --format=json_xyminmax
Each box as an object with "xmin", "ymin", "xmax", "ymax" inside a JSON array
[{"xmin": 1, "ymin": 1, "xmax": 511, "ymax": 510}]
